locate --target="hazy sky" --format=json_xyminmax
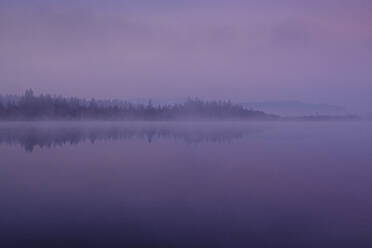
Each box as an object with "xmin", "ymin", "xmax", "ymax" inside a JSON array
[{"xmin": 0, "ymin": 0, "xmax": 371, "ymax": 111}]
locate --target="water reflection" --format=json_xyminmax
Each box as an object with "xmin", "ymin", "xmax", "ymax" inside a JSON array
[
  {"xmin": 1, "ymin": 122, "xmax": 372, "ymax": 247},
  {"xmin": 0, "ymin": 122, "xmax": 265, "ymax": 152}
]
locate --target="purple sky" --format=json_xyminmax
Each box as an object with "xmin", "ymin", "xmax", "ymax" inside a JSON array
[{"xmin": 0, "ymin": 0, "xmax": 371, "ymax": 111}]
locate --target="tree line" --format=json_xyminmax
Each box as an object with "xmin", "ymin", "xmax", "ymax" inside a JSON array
[{"xmin": 0, "ymin": 90, "xmax": 275, "ymax": 120}]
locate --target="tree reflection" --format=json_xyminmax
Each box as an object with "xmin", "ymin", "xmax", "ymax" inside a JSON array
[{"xmin": 0, "ymin": 123, "xmax": 263, "ymax": 152}]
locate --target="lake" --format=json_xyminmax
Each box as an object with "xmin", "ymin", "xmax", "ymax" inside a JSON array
[{"xmin": 1, "ymin": 121, "xmax": 372, "ymax": 248}]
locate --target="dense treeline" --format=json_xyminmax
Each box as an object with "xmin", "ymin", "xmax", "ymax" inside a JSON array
[{"xmin": 0, "ymin": 90, "xmax": 274, "ymax": 120}]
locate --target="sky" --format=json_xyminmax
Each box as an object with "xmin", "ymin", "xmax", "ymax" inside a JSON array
[{"xmin": 0, "ymin": 0, "xmax": 371, "ymax": 111}]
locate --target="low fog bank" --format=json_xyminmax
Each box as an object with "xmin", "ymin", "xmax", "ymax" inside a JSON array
[{"xmin": 1, "ymin": 120, "xmax": 369, "ymax": 152}]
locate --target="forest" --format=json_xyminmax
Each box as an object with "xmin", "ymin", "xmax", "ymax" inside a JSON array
[{"xmin": 0, "ymin": 90, "xmax": 275, "ymax": 120}]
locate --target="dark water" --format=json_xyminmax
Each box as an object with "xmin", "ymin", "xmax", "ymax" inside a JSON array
[{"xmin": 1, "ymin": 121, "xmax": 372, "ymax": 248}]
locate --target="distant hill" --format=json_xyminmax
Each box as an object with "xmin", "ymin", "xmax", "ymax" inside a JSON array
[{"xmin": 241, "ymin": 101, "xmax": 346, "ymax": 116}]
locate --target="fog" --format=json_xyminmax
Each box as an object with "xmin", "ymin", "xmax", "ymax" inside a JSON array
[
  {"xmin": 1, "ymin": 0, "xmax": 371, "ymax": 111},
  {"xmin": 1, "ymin": 2, "xmax": 372, "ymax": 247}
]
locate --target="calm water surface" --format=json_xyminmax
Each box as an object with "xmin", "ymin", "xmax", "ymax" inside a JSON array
[{"xmin": 1, "ymin": 121, "xmax": 372, "ymax": 248}]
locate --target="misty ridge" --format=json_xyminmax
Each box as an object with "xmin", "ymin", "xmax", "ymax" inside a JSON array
[
  {"xmin": 0, "ymin": 90, "xmax": 358, "ymax": 121},
  {"xmin": 0, "ymin": 123, "xmax": 264, "ymax": 152}
]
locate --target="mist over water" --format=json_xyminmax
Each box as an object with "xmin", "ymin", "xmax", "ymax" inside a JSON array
[
  {"xmin": 1, "ymin": 121, "xmax": 372, "ymax": 247},
  {"xmin": 1, "ymin": 0, "xmax": 371, "ymax": 246}
]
